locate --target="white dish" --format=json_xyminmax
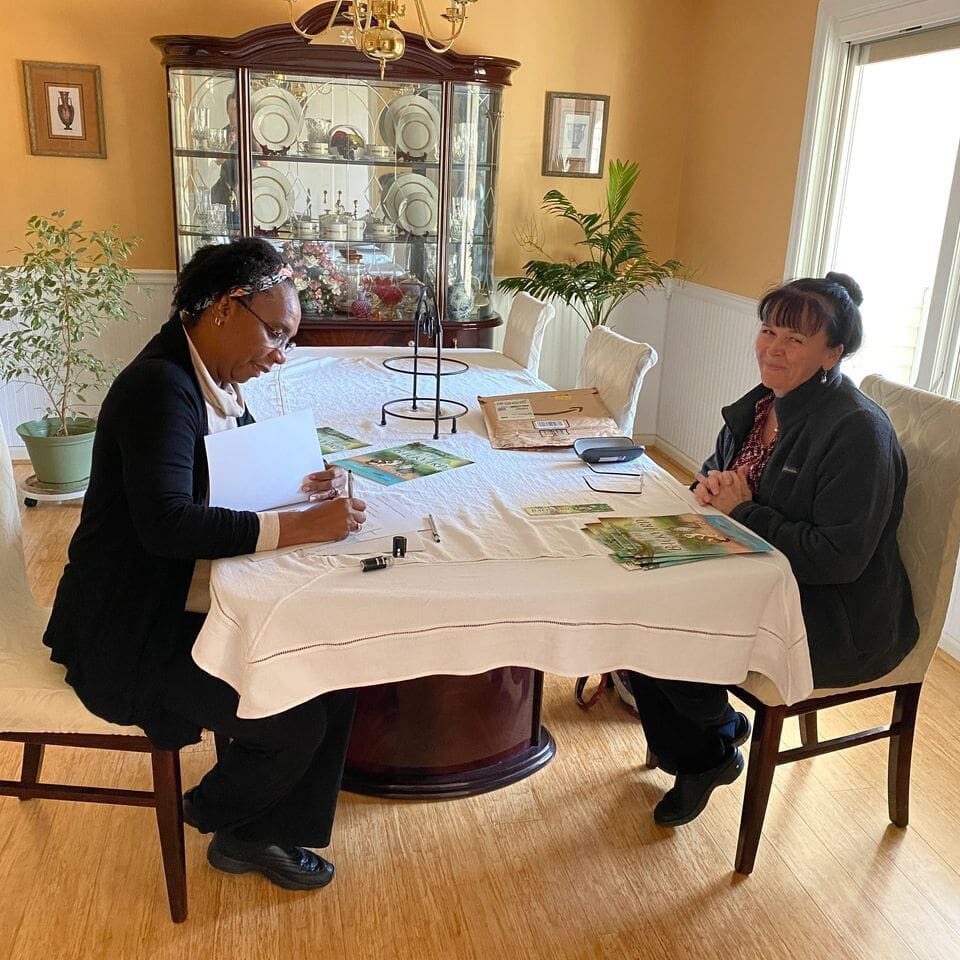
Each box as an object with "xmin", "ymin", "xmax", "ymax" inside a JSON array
[
  {"xmin": 395, "ymin": 111, "xmax": 438, "ymax": 158},
  {"xmin": 252, "ymin": 179, "xmax": 290, "ymax": 230},
  {"xmin": 397, "ymin": 193, "xmax": 435, "ymax": 236},
  {"xmin": 382, "ymin": 173, "xmax": 439, "ymax": 226},
  {"xmin": 253, "ymin": 103, "xmax": 300, "ymax": 151},
  {"xmin": 252, "ymin": 167, "xmax": 295, "ymax": 202},
  {"xmin": 377, "ymin": 94, "xmax": 441, "ymax": 151},
  {"xmin": 252, "ymin": 85, "xmax": 302, "ymax": 118}
]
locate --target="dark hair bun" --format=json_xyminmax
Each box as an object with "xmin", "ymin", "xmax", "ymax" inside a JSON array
[{"xmin": 824, "ymin": 271, "xmax": 863, "ymax": 307}]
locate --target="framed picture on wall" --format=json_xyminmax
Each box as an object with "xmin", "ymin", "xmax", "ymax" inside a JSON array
[
  {"xmin": 541, "ymin": 92, "xmax": 609, "ymax": 178},
  {"xmin": 22, "ymin": 61, "xmax": 106, "ymax": 159}
]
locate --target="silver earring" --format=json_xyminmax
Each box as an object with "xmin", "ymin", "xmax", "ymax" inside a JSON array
[{"xmin": 820, "ymin": 368, "xmax": 828, "ymax": 384}]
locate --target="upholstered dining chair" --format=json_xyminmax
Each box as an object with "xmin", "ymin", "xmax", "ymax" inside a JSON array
[
  {"xmin": 575, "ymin": 326, "xmax": 658, "ymax": 436},
  {"xmin": 500, "ymin": 292, "xmax": 556, "ymax": 377},
  {"xmin": 0, "ymin": 423, "xmax": 188, "ymax": 922},
  {"xmin": 729, "ymin": 375, "xmax": 960, "ymax": 875}
]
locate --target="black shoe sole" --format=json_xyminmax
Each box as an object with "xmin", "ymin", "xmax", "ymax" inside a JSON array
[{"xmin": 207, "ymin": 846, "xmax": 335, "ymax": 891}]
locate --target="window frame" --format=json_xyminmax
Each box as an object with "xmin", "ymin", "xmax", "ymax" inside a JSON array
[{"xmin": 785, "ymin": 0, "xmax": 960, "ymax": 393}]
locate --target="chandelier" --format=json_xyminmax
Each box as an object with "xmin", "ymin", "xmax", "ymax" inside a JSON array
[{"xmin": 284, "ymin": 1, "xmax": 477, "ymax": 77}]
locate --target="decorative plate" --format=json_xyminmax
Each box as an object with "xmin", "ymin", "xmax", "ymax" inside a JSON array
[
  {"xmin": 377, "ymin": 94, "xmax": 441, "ymax": 151},
  {"xmin": 252, "ymin": 167, "xmax": 294, "ymax": 201},
  {"xmin": 395, "ymin": 110, "xmax": 438, "ymax": 159},
  {"xmin": 253, "ymin": 102, "xmax": 300, "ymax": 151},
  {"xmin": 397, "ymin": 192, "xmax": 435, "ymax": 236},
  {"xmin": 252, "ymin": 180, "xmax": 290, "ymax": 230}
]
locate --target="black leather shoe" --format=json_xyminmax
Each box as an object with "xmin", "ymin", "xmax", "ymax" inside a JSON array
[
  {"xmin": 649, "ymin": 712, "xmax": 751, "ymax": 776},
  {"xmin": 207, "ymin": 831, "xmax": 335, "ymax": 891},
  {"xmin": 181, "ymin": 793, "xmax": 203, "ymax": 832},
  {"xmin": 653, "ymin": 747, "xmax": 745, "ymax": 827}
]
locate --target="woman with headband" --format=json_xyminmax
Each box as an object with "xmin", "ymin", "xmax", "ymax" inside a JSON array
[
  {"xmin": 44, "ymin": 238, "xmax": 365, "ymax": 892},
  {"xmin": 625, "ymin": 273, "xmax": 918, "ymax": 829}
]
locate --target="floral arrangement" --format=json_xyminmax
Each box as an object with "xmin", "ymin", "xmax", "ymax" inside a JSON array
[
  {"xmin": 364, "ymin": 275, "xmax": 406, "ymax": 321},
  {"xmin": 281, "ymin": 241, "xmax": 345, "ymax": 316}
]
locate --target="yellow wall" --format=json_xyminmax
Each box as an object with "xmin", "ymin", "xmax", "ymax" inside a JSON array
[
  {"xmin": 2, "ymin": 0, "xmax": 695, "ymax": 274},
  {"xmin": 673, "ymin": 0, "xmax": 821, "ymax": 297}
]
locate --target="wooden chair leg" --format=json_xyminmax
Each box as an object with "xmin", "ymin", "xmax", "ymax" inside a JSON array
[
  {"xmin": 213, "ymin": 733, "xmax": 230, "ymax": 763},
  {"xmin": 151, "ymin": 749, "xmax": 187, "ymax": 923},
  {"xmin": 18, "ymin": 743, "xmax": 45, "ymax": 799},
  {"xmin": 735, "ymin": 703, "xmax": 785, "ymax": 876},
  {"xmin": 798, "ymin": 711, "xmax": 818, "ymax": 746},
  {"xmin": 888, "ymin": 683, "xmax": 922, "ymax": 828}
]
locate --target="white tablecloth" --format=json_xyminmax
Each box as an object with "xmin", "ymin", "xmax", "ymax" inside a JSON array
[{"xmin": 194, "ymin": 347, "xmax": 812, "ymax": 718}]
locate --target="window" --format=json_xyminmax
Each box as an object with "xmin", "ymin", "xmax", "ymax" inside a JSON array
[{"xmin": 787, "ymin": 1, "xmax": 960, "ymax": 395}]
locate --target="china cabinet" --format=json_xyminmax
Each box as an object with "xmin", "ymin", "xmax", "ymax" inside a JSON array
[{"xmin": 152, "ymin": 3, "xmax": 519, "ymax": 347}]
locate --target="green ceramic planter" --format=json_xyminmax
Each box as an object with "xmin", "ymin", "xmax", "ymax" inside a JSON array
[{"xmin": 16, "ymin": 417, "xmax": 97, "ymax": 488}]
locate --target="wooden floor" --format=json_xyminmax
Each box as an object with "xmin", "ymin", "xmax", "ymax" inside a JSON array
[{"xmin": 5, "ymin": 454, "xmax": 960, "ymax": 959}]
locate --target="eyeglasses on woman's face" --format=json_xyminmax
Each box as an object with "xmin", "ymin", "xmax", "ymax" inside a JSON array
[{"xmin": 235, "ymin": 297, "xmax": 296, "ymax": 354}]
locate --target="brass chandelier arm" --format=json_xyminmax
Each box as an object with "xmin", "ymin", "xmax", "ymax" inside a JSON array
[
  {"xmin": 282, "ymin": 0, "xmax": 474, "ymax": 66},
  {"xmin": 411, "ymin": 0, "xmax": 467, "ymax": 54},
  {"xmin": 285, "ymin": 0, "xmax": 341, "ymax": 41}
]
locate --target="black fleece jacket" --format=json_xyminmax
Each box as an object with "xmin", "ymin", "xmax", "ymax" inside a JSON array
[
  {"xmin": 43, "ymin": 318, "xmax": 260, "ymax": 745},
  {"xmin": 701, "ymin": 366, "xmax": 918, "ymax": 688}
]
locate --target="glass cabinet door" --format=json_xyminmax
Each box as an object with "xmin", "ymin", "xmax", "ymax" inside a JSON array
[
  {"xmin": 167, "ymin": 68, "xmax": 242, "ymax": 265},
  {"xmin": 246, "ymin": 72, "xmax": 443, "ymax": 321},
  {"xmin": 444, "ymin": 83, "xmax": 502, "ymax": 322}
]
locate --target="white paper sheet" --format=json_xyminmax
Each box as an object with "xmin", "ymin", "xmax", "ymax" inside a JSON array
[{"xmin": 206, "ymin": 408, "xmax": 325, "ymax": 512}]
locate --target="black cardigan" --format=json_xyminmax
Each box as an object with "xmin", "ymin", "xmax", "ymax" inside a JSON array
[
  {"xmin": 43, "ymin": 318, "xmax": 260, "ymax": 745},
  {"xmin": 701, "ymin": 366, "xmax": 918, "ymax": 688}
]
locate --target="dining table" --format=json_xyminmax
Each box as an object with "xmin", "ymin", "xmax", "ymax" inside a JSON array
[{"xmin": 195, "ymin": 346, "xmax": 812, "ymax": 799}]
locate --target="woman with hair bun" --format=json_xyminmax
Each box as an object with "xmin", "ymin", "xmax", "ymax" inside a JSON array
[
  {"xmin": 626, "ymin": 272, "xmax": 918, "ymax": 828},
  {"xmin": 44, "ymin": 238, "xmax": 364, "ymax": 892}
]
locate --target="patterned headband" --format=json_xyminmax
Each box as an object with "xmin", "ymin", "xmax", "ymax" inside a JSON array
[{"xmin": 179, "ymin": 263, "xmax": 294, "ymax": 318}]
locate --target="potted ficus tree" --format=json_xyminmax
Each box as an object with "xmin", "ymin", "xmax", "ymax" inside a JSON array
[
  {"xmin": 0, "ymin": 211, "xmax": 140, "ymax": 488},
  {"xmin": 499, "ymin": 159, "xmax": 682, "ymax": 331}
]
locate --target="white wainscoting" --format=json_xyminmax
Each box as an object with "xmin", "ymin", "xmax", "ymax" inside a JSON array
[
  {"xmin": 0, "ymin": 269, "xmax": 176, "ymax": 460},
  {"xmin": 655, "ymin": 281, "xmax": 760, "ymax": 471},
  {"xmin": 490, "ymin": 283, "xmax": 670, "ymax": 444}
]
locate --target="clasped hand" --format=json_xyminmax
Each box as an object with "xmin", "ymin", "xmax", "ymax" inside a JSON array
[{"xmin": 693, "ymin": 468, "xmax": 752, "ymax": 515}]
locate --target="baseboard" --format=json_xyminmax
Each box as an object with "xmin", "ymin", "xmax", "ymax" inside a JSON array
[
  {"xmin": 648, "ymin": 435, "xmax": 700, "ymax": 475},
  {"xmin": 940, "ymin": 631, "xmax": 960, "ymax": 663}
]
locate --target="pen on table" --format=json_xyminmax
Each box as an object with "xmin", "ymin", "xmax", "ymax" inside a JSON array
[{"xmin": 427, "ymin": 513, "xmax": 441, "ymax": 543}]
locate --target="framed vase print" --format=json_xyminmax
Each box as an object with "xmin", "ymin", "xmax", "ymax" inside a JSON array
[
  {"xmin": 23, "ymin": 61, "xmax": 106, "ymax": 159},
  {"xmin": 541, "ymin": 92, "xmax": 609, "ymax": 178}
]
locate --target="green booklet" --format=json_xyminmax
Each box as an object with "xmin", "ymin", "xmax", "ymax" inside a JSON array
[
  {"xmin": 315, "ymin": 426, "xmax": 369, "ymax": 455},
  {"xmin": 338, "ymin": 442, "xmax": 473, "ymax": 486},
  {"xmin": 582, "ymin": 513, "xmax": 772, "ymax": 570}
]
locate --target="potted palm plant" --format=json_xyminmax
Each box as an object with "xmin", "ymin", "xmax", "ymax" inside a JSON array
[
  {"xmin": 499, "ymin": 160, "xmax": 682, "ymax": 331},
  {"xmin": 0, "ymin": 211, "xmax": 140, "ymax": 487}
]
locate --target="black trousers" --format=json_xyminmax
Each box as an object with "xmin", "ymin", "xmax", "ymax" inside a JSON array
[
  {"xmin": 626, "ymin": 672, "xmax": 739, "ymax": 775},
  {"xmin": 160, "ymin": 616, "xmax": 357, "ymax": 848}
]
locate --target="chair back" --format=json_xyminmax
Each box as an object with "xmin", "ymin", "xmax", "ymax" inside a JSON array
[
  {"xmin": 0, "ymin": 421, "xmax": 38, "ymax": 627},
  {"xmin": 501, "ymin": 293, "xmax": 556, "ymax": 376},
  {"xmin": 861, "ymin": 375, "xmax": 960, "ymax": 674},
  {"xmin": 575, "ymin": 327, "xmax": 658, "ymax": 435}
]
